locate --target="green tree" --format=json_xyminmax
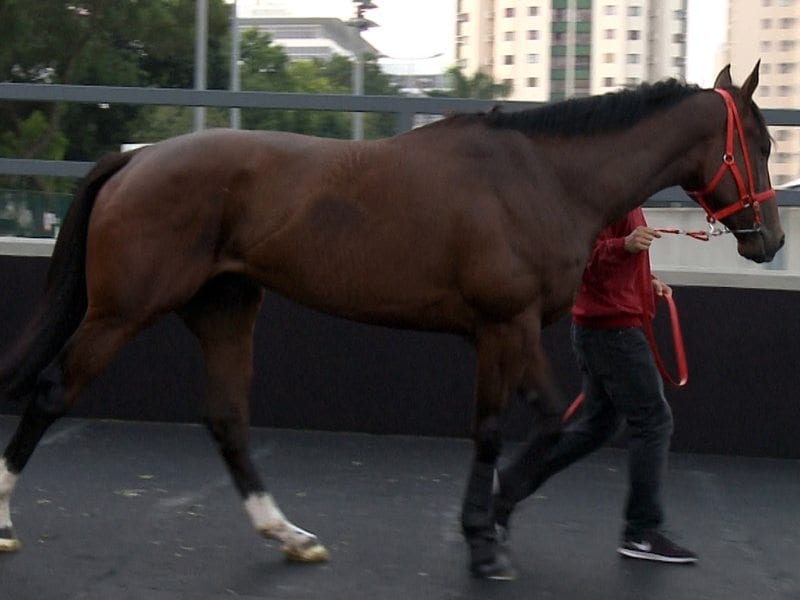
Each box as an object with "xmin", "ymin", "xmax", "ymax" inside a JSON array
[
  {"xmin": 429, "ymin": 66, "xmax": 512, "ymax": 99},
  {"xmin": 0, "ymin": 0, "xmax": 231, "ymax": 171},
  {"xmin": 318, "ymin": 54, "xmax": 400, "ymax": 139},
  {"xmin": 1, "ymin": 0, "xmax": 414, "ymax": 189},
  {"xmin": 232, "ymin": 32, "xmax": 400, "ymax": 139}
]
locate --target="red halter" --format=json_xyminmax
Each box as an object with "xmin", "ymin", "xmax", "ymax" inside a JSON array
[{"xmin": 683, "ymin": 88, "xmax": 776, "ymax": 234}]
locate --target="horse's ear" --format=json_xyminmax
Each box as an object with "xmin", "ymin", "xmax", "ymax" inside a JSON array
[
  {"xmin": 740, "ymin": 60, "xmax": 761, "ymax": 101},
  {"xmin": 713, "ymin": 64, "xmax": 733, "ymax": 89}
]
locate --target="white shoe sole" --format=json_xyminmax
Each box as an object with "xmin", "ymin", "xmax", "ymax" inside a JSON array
[{"xmin": 617, "ymin": 547, "xmax": 698, "ymax": 564}]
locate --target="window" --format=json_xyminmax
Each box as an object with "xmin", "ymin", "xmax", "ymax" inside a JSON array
[
  {"xmin": 603, "ymin": 77, "xmax": 615, "ymax": 87},
  {"xmin": 627, "ymin": 6, "xmax": 642, "ymax": 16},
  {"xmin": 761, "ymin": 86, "xmax": 771, "ymax": 96},
  {"xmin": 778, "ymin": 63, "xmax": 796, "ymax": 73},
  {"xmin": 604, "ymin": 4, "xmax": 617, "ymax": 15},
  {"xmin": 776, "ymin": 129, "xmax": 793, "ymax": 141},
  {"xmin": 761, "ymin": 18, "xmax": 773, "ymax": 28},
  {"xmin": 504, "ymin": 55, "xmax": 515, "ymax": 65},
  {"xmin": 778, "ymin": 85, "xmax": 793, "ymax": 96},
  {"xmin": 604, "ymin": 53, "xmax": 615, "ymax": 63},
  {"xmin": 776, "ymin": 152, "xmax": 791, "ymax": 163},
  {"xmin": 780, "ymin": 40, "xmax": 796, "ymax": 51},
  {"xmin": 503, "ymin": 78, "xmax": 513, "ymax": 89},
  {"xmin": 605, "ymin": 29, "xmax": 615, "ymax": 39},
  {"xmin": 527, "ymin": 77, "xmax": 539, "ymax": 87},
  {"xmin": 761, "ymin": 40, "xmax": 773, "ymax": 51},
  {"xmin": 527, "ymin": 53, "xmax": 539, "ymax": 63},
  {"xmin": 505, "ymin": 7, "xmax": 515, "ymax": 17},
  {"xmin": 528, "ymin": 6, "xmax": 539, "ymax": 16},
  {"xmin": 527, "ymin": 29, "xmax": 540, "ymax": 40},
  {"xmin": 779, "ymin": 17, "xmax": 797, "ymax": 28},
  {"xmin": 626, "ymin": 53, "xmax": 641, "ymax": 64},
  {"xmin": 763, "ymin": 0, "xmax": 771, "ymax": 5},
  {"xmin": 504, "ymin": 31, "xmax": 515, "ymax": 41},
  {"xmin": 628, "ymin": 30, "xmax": 641, "ymax": 40}
]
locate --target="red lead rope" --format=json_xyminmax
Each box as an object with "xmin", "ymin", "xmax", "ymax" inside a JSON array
[
  {"xmin": 638, "ymin": 251, "xmax": 688, "ymax": 387},
  {"xmin": 562, "ymin": 243, "xmax": 689, "ymax": 423}
]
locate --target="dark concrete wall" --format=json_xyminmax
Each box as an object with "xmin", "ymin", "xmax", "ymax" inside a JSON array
[{"xmin": 1, "ymin": 255, "xmax": 798, "ymax": 458}]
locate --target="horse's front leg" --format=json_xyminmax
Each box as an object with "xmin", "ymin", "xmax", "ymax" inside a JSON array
[
  {"xmin": 180, "ymin": 278, "xmax": 327, "ymax": 563},
  {"xmin": 493, "ymin": 331, "xmax": 567, "ymax": 537},
  {"xmin": 462, "ymin": 314, "xmax": 545, "ymax": 580}
]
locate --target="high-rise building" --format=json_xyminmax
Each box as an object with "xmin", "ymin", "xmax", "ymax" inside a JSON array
[
  {"xmin": 727, "ymin": 0, "xmax": 800, "ymax": 186},
  {"xmin": 455, "ymin": 0, "xmax": 687, "ymax": 101}
]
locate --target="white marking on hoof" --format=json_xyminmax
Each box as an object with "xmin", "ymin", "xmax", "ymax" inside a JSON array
[
  {"xmin": 0, "ymin": 459, "xmax": 18, "ymax": 529},
  {"xmin": 0, "ymin": 459, "xmax": 20, "ymax": 552},
  {"xmin": 282, "ymin": 538, "xmax": 330, "ymax": 562},
  {"xmin": 0, "ymin": 536, "xmax": 20, "ymax": 552},
  {"xmin": 244, "ymin": 492, "xmax": 329, "ymax": 562}
]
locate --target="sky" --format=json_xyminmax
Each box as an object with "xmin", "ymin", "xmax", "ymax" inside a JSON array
[{"xmin": 237, "ymin": 0, "xmax": 729, "ymax": 85}]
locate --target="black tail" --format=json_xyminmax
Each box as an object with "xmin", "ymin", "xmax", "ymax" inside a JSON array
[{"xmin": 0, "ymin": 151, "xmax": 135, "ymax": 400}]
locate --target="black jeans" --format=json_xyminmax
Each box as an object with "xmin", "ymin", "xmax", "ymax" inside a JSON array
[{"xmin": 536, "ymin": 324, "xmax": 674, "ymax": 536}]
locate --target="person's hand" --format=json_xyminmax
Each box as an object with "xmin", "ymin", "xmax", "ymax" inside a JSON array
[
  {"xmin": 624, "ymin": 226, "xmax": 661, "ymax": 253},
  {"xmin": 652, "ymin": 277, "xmax": 672, "ymax": 298}
]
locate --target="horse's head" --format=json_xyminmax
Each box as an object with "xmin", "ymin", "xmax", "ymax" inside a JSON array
[{"xmin": 685, "ymin": 62, "xmax": 785, "ymax": 263}]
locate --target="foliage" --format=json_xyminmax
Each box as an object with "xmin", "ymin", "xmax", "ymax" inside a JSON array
[
  {"xmin": 429, "ymin": 67, "xmax": 513, "ymax": 99},
  {"xmin": 0, "ymin": 1, "xmax": 508, "ymax": 192}
]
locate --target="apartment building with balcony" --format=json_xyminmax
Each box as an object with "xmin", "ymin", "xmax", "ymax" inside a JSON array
[
  {"xmin": 727, "ymin": 0, "xmax": 800, "ymax": 186},
  {"xmin": 455, "ymin": 0, "xmax": 687, "ymax": 101}
]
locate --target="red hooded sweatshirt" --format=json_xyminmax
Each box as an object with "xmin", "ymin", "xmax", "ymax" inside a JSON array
[{"xmin": 571, "ymin": 208, "xmax": 655, "ymax": 329}]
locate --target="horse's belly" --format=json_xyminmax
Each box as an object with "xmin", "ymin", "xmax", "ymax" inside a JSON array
[{"xmin": 264, "ymin": 274, "xmax": 474, "ymax": 333}]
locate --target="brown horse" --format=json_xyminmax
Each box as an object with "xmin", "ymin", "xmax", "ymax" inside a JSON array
[{"xmin": 0, "ymin": 64, "xmax": 783, "ymax": 578}]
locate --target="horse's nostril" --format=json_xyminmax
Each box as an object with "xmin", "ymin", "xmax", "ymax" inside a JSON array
[{"xmin": 779, "ymin": 235, "xmax": 786, "ymax": 249}]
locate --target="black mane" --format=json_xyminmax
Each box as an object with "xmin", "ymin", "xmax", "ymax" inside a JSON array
[{"xmin": 443, "ymin": 79, "xmax": 704, "ymax": 137}]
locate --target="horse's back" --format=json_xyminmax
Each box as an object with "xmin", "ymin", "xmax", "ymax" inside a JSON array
[
  {"xmin": 84, "ymin": 129, "xmax": 482, "ymax": 330},
  {"xmin": 85, "ymin": 126, "xmax": 576, "ymax": 333}
]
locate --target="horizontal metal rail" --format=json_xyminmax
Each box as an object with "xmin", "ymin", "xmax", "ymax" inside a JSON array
[
  {"xmin": 0, "ymin": 82, "xmax": 534, "ymax": 113},
  {"xmin": 2, "ymin": 83, "xmax": 800, "ymax": 209}
]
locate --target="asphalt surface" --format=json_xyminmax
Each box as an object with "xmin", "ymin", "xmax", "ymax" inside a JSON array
[{"xmin": 0, "ymin": 416, "xmax": 798, "ymax": 600}]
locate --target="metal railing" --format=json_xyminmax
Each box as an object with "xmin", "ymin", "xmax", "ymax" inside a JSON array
[{"xmin": 3, "ymin": 82, "xmax": 800, "ymax": 207}]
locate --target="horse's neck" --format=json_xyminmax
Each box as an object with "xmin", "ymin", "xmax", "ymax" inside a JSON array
[{"xmin": 551, "ymin": 91, "xmax": 721, "ymax": 226}]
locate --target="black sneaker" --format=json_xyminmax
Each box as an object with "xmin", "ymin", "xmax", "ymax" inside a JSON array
[{"xmin": 617, "ymin": 530, "xmax": 698, "ymax": 564}]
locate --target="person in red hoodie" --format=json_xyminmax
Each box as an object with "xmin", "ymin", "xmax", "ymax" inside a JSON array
[{"xmin": 497, "ymin": 208, "xmax": 697, "ymax": 564}]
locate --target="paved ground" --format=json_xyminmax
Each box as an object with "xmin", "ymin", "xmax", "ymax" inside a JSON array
[{"xmin": 0, "ymin": 415, "xmax": 798, "ymax": 600}]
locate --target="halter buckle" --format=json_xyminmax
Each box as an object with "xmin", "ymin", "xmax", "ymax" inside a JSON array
[{"xmin": 707, "ymin": 221, "xmax": 726, "ymax": 237}]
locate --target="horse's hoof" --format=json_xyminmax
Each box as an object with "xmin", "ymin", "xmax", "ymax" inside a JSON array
[
  {"xmin": 0, "ymin": 537, "xmax": 21, "ymax": 552},
  {"xmin": 470, "ymin": 553, "xmax": 516, "ymax": 581},
  {"xmin": 282, "ymin": 539, "xmax": 330, "ymax": 562}
]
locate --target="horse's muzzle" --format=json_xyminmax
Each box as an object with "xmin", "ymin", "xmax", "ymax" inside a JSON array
[{"xmin": 737, "ymin": 230, "xmax": 785, "ymax": 263}]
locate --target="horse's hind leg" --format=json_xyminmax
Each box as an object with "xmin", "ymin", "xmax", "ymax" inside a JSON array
[
  {"xmin": 0, "ymin": 362, "xmax": 67, "ymax": 550},
  {"xmin": 179, "ymin": 275, "xmax": 328, "ymax": 562},
  {"xmin": 0, "ymin": 314, "xmax": 143, "ymax": 551}
]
